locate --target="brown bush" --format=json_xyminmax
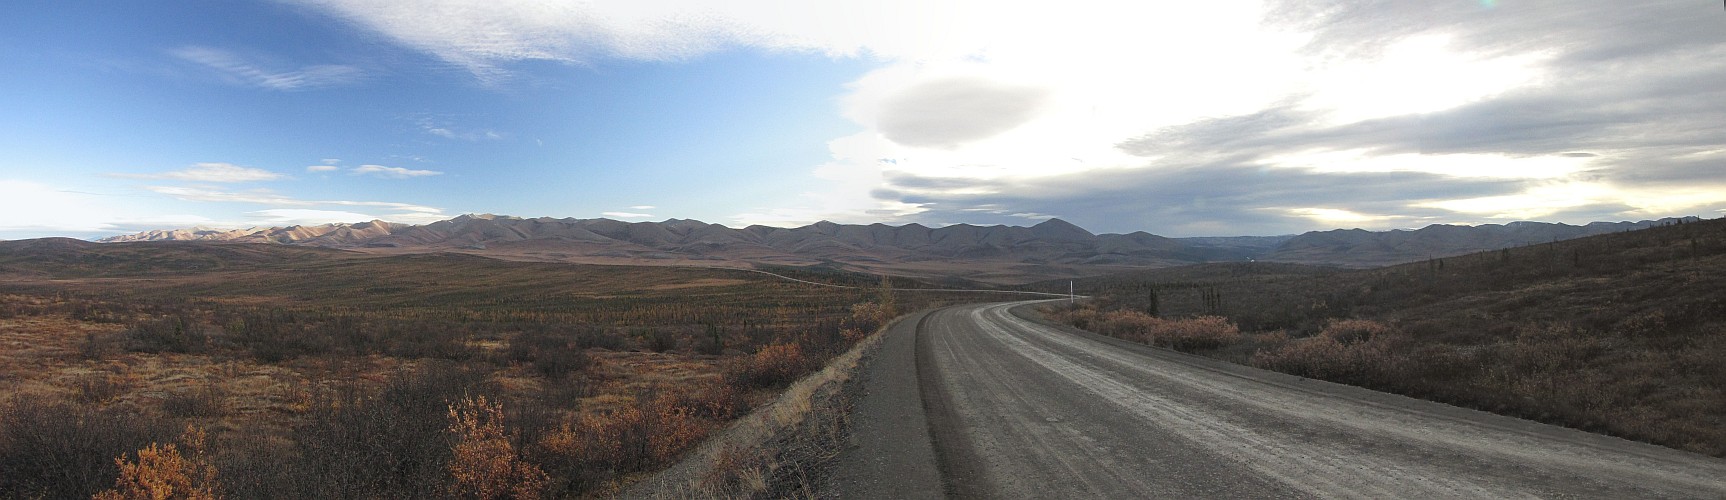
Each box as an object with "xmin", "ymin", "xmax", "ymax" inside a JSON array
[
  {"xmin": 636, "ymin": 328, "xmax": 677, "ymax": 353},
  {"xmin": 1319, "ymin": 318, "xmax": 1394, "ymax": 345},
  {"xmin": 724, "ymin": 343, "xmax": 810, "ymax": 389},
  {"xmin": 1094, "ymin": 310, "xmax": 1161, "ymax": 341},
  {"xmin": 79, "ymin": 331, "xmax": 119, "ymax": 360},
  {"xmin": 1251, "ymin": 319, "xmax": 1405, "ymax": 385},
  {"xmin": 663, "ymin": 381, "xmax": 747, "ymax": 421},
  {"xmin": 75, "ymin": 373, "xmax": 131, "ymax": 405},
  {"xmin": 93, "ymin": 426, "xmax": 219, "ymax": 500},
  {"xmin": 849, "ymin": 302, "xmax": 890, "ymax": 332},
  {"xmin": 282, "ymin": 365, "xmax": 478, "ymax": 498},
  {"xmin": 1070, "ymin": 309, "xmax": 1243, "ymax": 352},
  {"xmin": 506, "ymin": 330, "xmax": 593, "ymax": 379},
  {"xmin": 161, "ymin": 385, "xmax": 227, "ymax": 419},
  {"xmin": 1149, "ymin": 316, "xmax": 1243, "ymax": 351},
  {"xmin": 533, "ymin": 390, "xmax": 715, "ymax": 495},
  {"xmin": 446, "ymin": 396, "xmax": 547, "ymax": 500},
  {"xmin": 123, "ymin": 315, "xmax": 208, "ymax": 354},
  {"xmin": 0, "ymin": 399, "xmax": 170, "ymax": 499}
]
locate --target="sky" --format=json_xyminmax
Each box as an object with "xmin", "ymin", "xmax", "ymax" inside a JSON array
[{"xmin": 2, "ymin": 0, "xmax": 1723, "ymax": 239}]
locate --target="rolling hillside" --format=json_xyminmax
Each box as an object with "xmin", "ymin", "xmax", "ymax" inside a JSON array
[{"xmin": 1045, "ymin": 216, "xmax": 1726, "ymax": 456}]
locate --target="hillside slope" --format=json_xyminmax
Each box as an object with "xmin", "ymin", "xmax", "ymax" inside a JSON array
[
  {"xmin": 1049, "ymin": 216, "xmax": 1726, "ymax": 457},
  {"xmin": 1262, "ymin": 218, "xmax": 1699, "ymax": 267}
]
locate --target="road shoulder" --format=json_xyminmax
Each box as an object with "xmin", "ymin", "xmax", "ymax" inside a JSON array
[{"xmin": 829, "ymin": 308, "xmax": 945, "ymax": 500}]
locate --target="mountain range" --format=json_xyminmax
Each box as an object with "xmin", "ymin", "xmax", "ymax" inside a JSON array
[{"xmin": 98, "ymin": 214, "xmax": 1703, "ymax": 283}]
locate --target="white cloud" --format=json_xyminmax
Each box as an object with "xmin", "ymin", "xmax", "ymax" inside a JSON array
[
  {"xmin": 248, "ymin": 209, "xmax": 380, "ymax": 225},
  {"xmin": 425, "ymin": 126, "xmax": 503, "ymax": 141},
  {"xmin": 601, "ymin": 211, "xmax": 653, "ymax": 219},
  {"xmin": 106, "ymin": 214, "xmax": 223, "ymax": 230},
  {"xmin": 352, "ymin": 164, "xmax": 443, "ymax": 178},
  {"xmin": 629, "ymin": 205, "xmax": 656, "ymax": 210},
  {"xmin": 142, "ymin": 185, "xmax": 446, "ymax": 223},
  {"xmin": 146, "ymin": 185, "xmax": 302, "ymax": 205},
  {"xmin": 172, "ymin": 46, "xmax": 363, "ymax": 91},
  {"xmin": 116, "ymin": 162, "xmax": 284, "ymax": 183},
  {"xmin": 306, "ymin": 165, "xmax": 340, "ymax": 172},
  {"xmin": 1261, "ymin": 150, "xmax": 1591, "ymax": 180},
  {"xmin": 414, "ymin": 115, "xmax": 506, "ymax": 141}
]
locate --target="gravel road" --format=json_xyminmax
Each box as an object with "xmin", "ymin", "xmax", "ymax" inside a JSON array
[{"xmin": 840, "ymin": 300, "xmax": 1726, "ymax": 498}]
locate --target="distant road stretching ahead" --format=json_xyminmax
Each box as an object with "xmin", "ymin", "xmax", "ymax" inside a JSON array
[{"xmin": 835, "ymin": 301, "xmax": 1726, "ymax": 498}]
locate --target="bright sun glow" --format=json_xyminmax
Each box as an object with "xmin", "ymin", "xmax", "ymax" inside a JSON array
[
  {"xmin": 1301, "ymin": 34, "xmax": 1549, "ymax": 124},
  {"xmin": 1286, "ymin": 207, "xmax": 1392, "ymax": 223},
  {"xmin": 1416, "ymin": 182, "xmax": 1726, "ymax": 221}
]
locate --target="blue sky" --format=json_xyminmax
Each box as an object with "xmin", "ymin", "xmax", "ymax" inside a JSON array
[{"xmin": 3, "ymin": 1, "xmax": 1724, "ymax": 239}]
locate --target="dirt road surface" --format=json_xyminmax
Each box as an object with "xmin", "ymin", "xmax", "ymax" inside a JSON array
[{"xmin": 837, "ymin": 301, "xmax": 1726, "ymax": 498}]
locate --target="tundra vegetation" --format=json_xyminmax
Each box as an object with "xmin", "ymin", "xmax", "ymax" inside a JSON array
[
  {"xmin": 0, "ymin": 243, "xmax": 988, "ymax": 499},
  {"xmin": 1045, "ymin": 217, "xmax": 1726, "ymax": 457}
]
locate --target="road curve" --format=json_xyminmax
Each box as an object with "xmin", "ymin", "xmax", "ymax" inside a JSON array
[{"xmin": 843, "ymin": 301, "xmax": 1726, "ymax": 498}]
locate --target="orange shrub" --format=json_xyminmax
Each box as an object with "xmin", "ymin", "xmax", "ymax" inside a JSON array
[
  {"xmin": 93, "ymin": 426, "xmax": 218, "ymax": 500},
  {"xmin": 724, "ymin": 343, "xmax": 810, "ymax": 389},
  {"xmin": 849, "ymin": 302, "xmax": 890, "ymax": 331},
  {"xmin": 644, "ymin": 391, "xmax": 709, "ymax": 465},
  {"xmin": 446, "ymin": 396, "xmax": 547, "ymax": 500},
  {"xmin": 1319, "ymin": 319, "xmax": 1394, "ymax": 345},
  {"xmin": 1149, "ymin": 316, "xmax": 1243, "ymax": 351},
  {"xmin": 536, "ymin": 391, "xmax": 717, "ymax": 482}
]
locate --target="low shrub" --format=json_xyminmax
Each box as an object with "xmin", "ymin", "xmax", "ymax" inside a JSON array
[
  {"xmin": 279, "ymin": 364, "xmax": 481, "ymax": 499},
  {"xmin": 161, "ymin": 385, "xmax": 227, "ymax": 419},
  {"xmin": 1148, "ymin": 316, "xmax": 1243, "ymax": 351},
  {"xmin": 1319, "ymin": 318, "xmax": 1394, "ymax": 345},
  {"xmin": 723, "ymin": 343, "xmax": 810, "ymax": 390},
  {"xmin": 533, "ymin": 390, "xmax": 718, "ymax": 496},
  {"xmin": 1064, "ymin": 308, "xmax": 1243, "ymax": 352},
  {"xmin": 74, "ymin": 373, "xmax": 131, "ymax": 404},
  {"xmin": 445, "ymin": 396, "xmax": 547, "ymax": 500},
  {"xmin": 0, "ymin": 399, "xmax": 171, "ymax": 499},
  {"xmin": 123, "ymin": 315, "xmax": 208, "ymax": 354},
  {"xmin": 1251, "ymin": 319, "xmax": 1406, "ymax": 385},
  {"xmin": 571, "ymin": 328, "xmax": 626, "ymax": 350},
  {"xmin": 93, "ymin": 426, "xmax": 219, "ymax": 500},
  {"xmin": 507, "ymin": 330, "xmax": 593, "ymax": 379},
  {"xmin": 636, "ymin": 328, "xmax": 677, "ymax": 353},
  {"xmin": 694, "ymin": 324, "xmax": 727, "ymax": 356}
]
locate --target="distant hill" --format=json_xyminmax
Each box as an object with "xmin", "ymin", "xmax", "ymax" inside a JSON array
[
  {"xmin": 1260, "ymin": 217, "xmax": 1702, "ymax": 268},
  {"xmin": 96, "ymin": 214, "xmax": 1710, "ymax": 283},
  {"xmin": 100, "ymin": 215, "xmax": 1211, "ymax": 283}
]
